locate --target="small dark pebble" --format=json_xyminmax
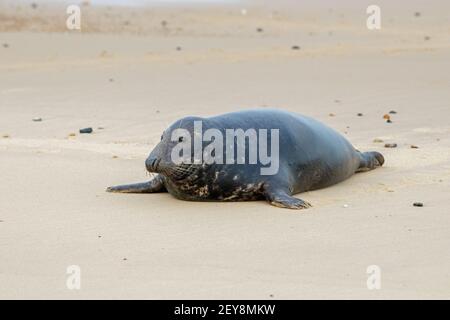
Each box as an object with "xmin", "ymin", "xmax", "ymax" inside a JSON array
[
  {"xmin": 269, "ymin": 294, "xmax": 274, "ymax": 298},
  {"xmin": 176, "ymin": 46, "xmax": 182, "ymax": 51},
  {"xmin": 123, "ymin": 258, "xmax": 128, "ymax": 261},
  {"xmin": 413, "ymin": 202, "xmax": 423, "ymax": 207},
  {"xmin": 31, "ymin": 3, "xmax": 38, "ymax": 9},
  {"xmin": 156, "ymin": 110, "xmax": 160, "ymax": 113},
  {"xmin": 414, "ymin": 12, "xmax": 421, "ymax": 17},
  {"xmin": 410, "ymin": 145, "xmax": 419, "ymax": 149},
  {"xmin": 424, "ymin": 36, "xmax": 430, "ymax": 41},
  {"xmin": 256, "ymin": 28, "xmax": 264, "ymax": 33},
  {"xmin": 291, "ymin": 46, "xmax": 300, "ymax": 50},
  {"xmin": 384, "ymin": 143, "xmax": 397, "ymax": 148},
  {"xmin": 32, "ymin": 117, "xmax": 42, "ymax": 122},
  {"xmin": 79, "ymin": 127, "xmax": 93, "ymax": 134},
  {"xmin": 2, "ymin": 43, "xmax": 9, "ymax": 48},
  {"xmin": 389, "ymin": 110, "xmax": 397, "ymax": 114},
  {"xmin": 161, "ymin": 20, "xmax": 168, "ymax": 27},
  {"xmin": 386, "ymin": 119, "xmax": 392, "ymax": 123},
  {"xmin": 357, "ymin": 113, "xmax": 363, "ymax": 117},
  {"xmin": 109, "ymin": 78, "xmax": 114, "ymax": 82}
]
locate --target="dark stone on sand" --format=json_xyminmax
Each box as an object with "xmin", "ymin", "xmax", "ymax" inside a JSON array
[
  {"xmin": 357, "ymin": 113, "xmax": 363, "ymax": 117},
  {"xmin": 389, "ymin": 110, "xmax": 397, "ymax": 114},
  {"xmin": 176, "ymin": 46, "xmax": 182, "ymax": 51},
  {"xmin": 2, "ymin": 43, "xmax": 8, "ymax": 48},
  {"xmin": 32, "ymin": 117, "xmax": 42, "ymax": 122},
  {"xmin": 424, "ymin": 36, "xmax": 430, "ymax": 41},
  {"xmin": 413, "ymin": 202, "xmax": 423, "ymax": 207},
  {"xmin": 384, "ymin": 143, "xmax": 397, "ymax": 148},
  {"xmin": 256, "ymin": 28, "xmax": 264, "ymax": 33},
  {"xmin": 386, "ymin": 119, "xmax": 392, "ymax": 123},
  {"xmin": 31, "ymin": 3, "xmax": 38, "ymax": 9},
  {"xmin": 79, "ymin": 127, "xmax": 93, "ymax": 134},
  {"xmin": 414, "ymin": 12, "xmax": 421, "ymax": 17},
  {"xmin": 291, "ymin": 46, "xmax": 300, "ymax": 50}
]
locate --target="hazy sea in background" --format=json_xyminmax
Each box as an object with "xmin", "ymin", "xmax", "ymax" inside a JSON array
[
  {"xmin": 4, "ymin": 0, "xmax": 436, "ymax": 10},
  {"xmin": 6, "ymin": 0, "xmax": 243, "ymax": 6}
]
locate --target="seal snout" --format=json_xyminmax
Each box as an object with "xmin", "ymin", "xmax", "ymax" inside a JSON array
[{"xmin": 146, "ymin": 157, "xmax": 161, "ymax": 172}]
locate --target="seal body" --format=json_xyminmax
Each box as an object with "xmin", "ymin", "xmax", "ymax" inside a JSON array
[{"xmin": 107, "ymin": 109, "xmax": 384, "ymax": 209}]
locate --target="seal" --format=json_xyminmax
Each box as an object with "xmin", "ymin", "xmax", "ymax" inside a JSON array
[{"xmin": 107, "ymin": 109, "xmax": 384, "ymax": 209}]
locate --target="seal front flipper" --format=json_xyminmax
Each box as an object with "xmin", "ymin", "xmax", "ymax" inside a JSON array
[
  {"xmin": 106, "ymin": 175, "xmax": 166, "ymax": 194},
  {"xmin": 263, "ymin": 185, "xmax": 312, "ymax": 210}
]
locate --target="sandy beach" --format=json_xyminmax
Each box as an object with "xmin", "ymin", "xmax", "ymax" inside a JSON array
[{"xmin": 0, "ymin": 0, "xmax": 449, "ymax": 299}]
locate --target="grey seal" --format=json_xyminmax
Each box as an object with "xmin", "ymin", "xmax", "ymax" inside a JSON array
[{"xmin": 107, "ymin": 109, "xmax": 384, "ymax": 209}]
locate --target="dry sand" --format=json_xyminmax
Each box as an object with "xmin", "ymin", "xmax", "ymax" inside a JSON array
[{"xmin": 0, "ymin": 1, "xmax": 449, "ymax": 299}]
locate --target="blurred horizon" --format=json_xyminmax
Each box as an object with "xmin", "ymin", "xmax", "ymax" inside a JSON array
[
  {"xmin": 1, "ymin": 0, "xmax": 441, "ymax": 10},
  {"xmin": 3, "ymin": 0, "xmax": 243, "ymax": 7}
]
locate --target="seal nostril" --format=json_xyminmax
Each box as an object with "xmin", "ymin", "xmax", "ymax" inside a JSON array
[
  {"xmin": 154, "ymin": 159, "xmax": 161, "ymax": 170},
  {"xmin": 146, "ymin": 158, "xmax": 158, "ymax": 171},
  {"xmin": 146, "ymin": 158, "xmax": 161, "ymax": 171}
]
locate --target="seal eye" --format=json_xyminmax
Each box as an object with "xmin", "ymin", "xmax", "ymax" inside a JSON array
[{"xmin": 178, "ymin": 137, "xmax": 184, "ymax": 142}]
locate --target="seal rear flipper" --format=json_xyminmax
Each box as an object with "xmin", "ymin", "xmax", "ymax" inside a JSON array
[
  {"xmin": 356, "ymin": 151, "xmax": 385, "ymax": 173},
  {"xmin": 107, "ymin": 175, "xmax": 166, "ymax": 194},
  {"xmin": 264, "ymin": 186, "xmax": 312, "ymax": 210}
]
